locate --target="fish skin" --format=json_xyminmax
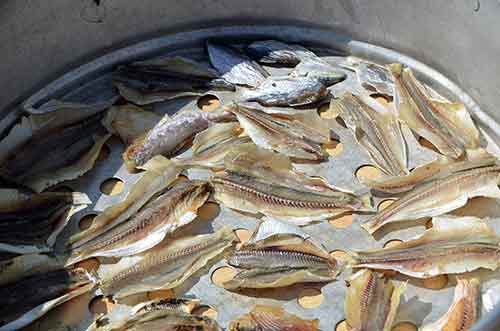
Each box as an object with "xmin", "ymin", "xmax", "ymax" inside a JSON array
[
  {"xmin": 241, "ymin": 76, "xmax": 328, "ymax": 107},
  {"xmin": 118, "ymin": 312, "xmax": 220, "ymax": 331},
  {"xmin": 0, "ymin": 268, "xmax": 93, "ymax": 327},
  {"xmin": 207, "ymin": 41, "xmax": 269, "ymax": 87},
  {"xmin": 67, "ymin": 180, "xmax": 211, "ymax": 265},
  {"xmin": 229, "ymin": 305, "xmax": 319, "ymax": 331},
  {"xmin": 291, "ymin": 57, "xmax": 346, "ymax": 86},
  {"xmin": 345, "ymin": 269, "xmax": 405, "ymax": 331},
  {"xmin": 362, "ymin": 164, "xmax": 500, "ymax": 234},
  {"xmin": 226, "ymin": 102, "xmax": 329, "ymax": 161},
  {"xmin": 246, "ymin": 40, "xmax": 315, "ymax": 65},
  {"xmin": 128, "ymin": 55, "xmax": 220, "ymax": 79},
  {"xmin": 100, "ymin": 226, "xmax": 237, "ymax": 298},
  {"xmin": 123, "ymin": 110, "xmax": 235, "ymax": 170},
  {"xmin": 389, "ymin": 63, "xmax": 480, "ymax": 159},
  {"xmin": 331, "ymin": 93, "xmax": 408, "ymax": 176},
  {"xmin": 422, "ymin": 277, "xmax": 480, "ymax": 331},
  {"xmin": 355, "ymin": 216, "xmax": 500, "ymax": 278},
  {"xmin": 0, "ymin": 113, "xmax": 108, "ymax": 188}
]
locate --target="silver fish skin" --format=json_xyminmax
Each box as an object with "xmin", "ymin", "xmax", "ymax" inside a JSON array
[
  {"xmin": 128, "ymin": 55, "xmax": 220, "ymax": 79},
  {"xmin": 292, "ymin": 57, "xmax": 346, "ymax": 86},
  {"xmin": 241, "ymin": 77, "xmax": 328, "ymax": 107},
  {"xmin": 246, "ymin": 40, "xmax": 315, "ymax": 65},
  {"xmin": 123, "ymin": 110, "xmax": 234, "ymax": 170},
  {"xmin": 207, "ymin": 41, "xmax": 269, "ymax": 87}
]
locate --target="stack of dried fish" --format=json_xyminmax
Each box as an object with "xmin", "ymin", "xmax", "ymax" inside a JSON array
[{"xmin": 4, "ymin": 37, "xmax": 500, "ymax": 331}]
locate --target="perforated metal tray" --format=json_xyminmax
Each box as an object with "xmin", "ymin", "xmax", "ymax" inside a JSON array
[{"xmin": 15, "ymin": 25, "xmax": 500, "ymax": 331}]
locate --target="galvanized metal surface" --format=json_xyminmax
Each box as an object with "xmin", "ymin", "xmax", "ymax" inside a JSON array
[{"xmin": 11, "ymin": 30, "xmax": 500, "ymax": 331}]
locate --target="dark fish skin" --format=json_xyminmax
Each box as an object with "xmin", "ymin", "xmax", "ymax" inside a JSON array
[
  {"xmin": 227, "ymin": 248, "xmax": 334, "ymax": 270},
  {"xmin": 242, "ymin": 77, "xmax": 328, "ymax": 107},
  {"xmin": 0, "ymin": 114, "xmax": 106, "ymax": 182},
  {"xmin": 125, "ymin": 110, "xmax": 235, "ymax": 168},
  {"xmin": 134, "ymin": 298, "xmax": 198, "ymax": 315},
  {"xmin": 246, "ymin": 40, "xmax": 314, "ymax": 65},
  {"xmin": 0, "ymin": 268, "xmax": 91, "ymax": 325},
  {"xmin": 113, "ymin": 66, "xmax": 235, "ymax": 92},
  {"xmin": 207, "ymin": 41, "xmax": 269, "ymax": 87},
  {"xmin": 0, "ymin": 197, "xmax": 69, "ymax": 246}
]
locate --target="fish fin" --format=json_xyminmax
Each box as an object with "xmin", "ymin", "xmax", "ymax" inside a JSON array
[
  {"xmin": 25, "ymin": 133, "xmax": 111, "ymax": 192},
  {"xmin": 192, "ymin": 122, "xmax": 241, "ymax": 154},
  {"xmin": 224, "ymin": 143, "xmax": 292, "ymax": 173}
]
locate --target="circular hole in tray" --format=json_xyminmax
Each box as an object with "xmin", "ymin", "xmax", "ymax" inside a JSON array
[
  {"xmin": 211, "ymin": 266, "xmax": 237, "ymax": 287},
  {"xmin": 79, "ymin": 214, "xmax": 98, "ymax": 230},
  {"xmin": 75, "ymin": 257, "xmax": 100, "ymax": 273},
  {"xmin": 329, "ymin": 250, "xmax": 352, "ymax": 264},
  {"xmin": 297, "ymin": 288, "xmax": 324, "ymax": 309},
  {"xmin": 100, "ymin": 177, "xmax": 125, "ymax": 196},
  {"xmin": 318, "ymin": 103, "xmax": 339, "ymax": 119},
  {"xmin": 196, "ymin": 202, "xmax": 221, "ymax": 222},
  {"xmin": 378, "ymin": 199, "xmax": 396, "ymax": 211},
  {"xmin": 97, "ymin": 144, "xmax": 111, "ymax": 162},
  {"xmin": 423, "ymin": 275, "xmax": 449, "ymax": 290},
  {"xmin": 384, "ymin": 239, "xmax": 403, "ymax": 248},
  {"xmin": 335, "ymin": 320, "xmax": 351, "ymax": 331},
  {"xmin": 197, "ymin": 94, "xmax": 220, "ymax": 112},
  {"xmin": 355, "ymin": 165, "xmax": 382, "ymax": 182},
  {"xmin": 234, "ymin": 228, "xmax": 252, "ymax": 243},
  {"xmin": 89, "ymin": 295, "xmax": 114, "ymax": 314},
  {"xmin": 392, "ymin": 321, "xmax": 418, "ymax": 331},
  {"xmin": 335, "ymin": 116, "xmax": 348, "ymax": 128},
  {"xmin": 329, "ymin": 213, "xmax": 353, "ymax": 229},
  {"xmin": 169, "ymin": 174, "xmax": 189, "ymax": 187},
  {"xmin": 371, "ymin": 93, "xmax": 393, "ymax": 107},
  {"xmin": 192, "ymin": 306, "xmax": 218, "ymax": 319},
  {"xmin": 324, "ymin": 140, "xmax": 343, "ymax": 157},
  {"xmin": 147, "ymin": 289, "xmax": 175, "ymax": 300}
]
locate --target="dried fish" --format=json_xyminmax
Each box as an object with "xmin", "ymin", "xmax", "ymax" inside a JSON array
[
  {"xmin": 66, "ymin": 180, "xmax": 211, "ymax": 265},
  {"xmin": 345, "ymin": 269, "xmax": 405, "ymax": 331},
  {"xmin": 291, "ymin": 56, "xmax": 346, "ymax": 86},
  {"xmin": 361, "ymin": 163, "xmax": 500, "ymax": 234},
  {"xmin": 341, "ymin": 58, "xmax": 395, "ymax": 96},
  {"xmin": 226, "ymin": 102, "xmax": 330, "ymax": 161},
  {"xmin": 246, "ymin": 40, "xmax": 315, "ymax": 65},
  {"xmin": 68, "ymin": 155, "xmax": 181, "ymax": 246},
  {"xmin": 362, "ymin": 151, "xmax": 497, "ymax": 193},
  {"xmin": 0, "ymin": 268, "xmax": 95, "ymax": 331},
  {"xmin": 207, "ymin": 41, "xmax": 269, "ymax": 87},
  {"xmin": 212, "ymin": 144, "xmax": 370, "ymax": 224},
  {"xmin": 0, "ymin": 104, "xmax": 112, "ymax": 192},
  {"xmin": 129, "ymin": 55, "xmax": 220, "ymax": 79},
  {"xmin": 331, "ymin": 93, "xmax": 408, "ymax": 176},
  {"xmin": 89, "ymin": 298, "xmax": 201, "ymax": 331},
  {"xmin": 422, "ymin": 277, "xmax": 480, "ymax": 331},
  {"xmin": 0, "ymin": 253, "xmax": 64, "ymax": 286},
  {"xmin": 354, "ymin": 216, "xmax": 500, "ymax": 278},
  {"xmin": 100, "ymin": 226, "xmax": 237, "ymax": 298},
  {"xmin": 241, "ymin": 76, "xmax": 328, "ymax": 107},
  {"xmin": 102, "ymin": 104, "xmax": 162, "ymax": 145},
  {"xmin": 0, "ymin": 189, "xmax": 90, "ymax": 253},
  {"xmin": 229, "ymin": 305, "xmax": 319, "ymax": 331},
  {"xmin": 389, "ymin": 63, "xmax": 480, "ymax": 159},
  {"xmin": 123, "ymin": 109, "xmax": 235, "ymax": 170}
]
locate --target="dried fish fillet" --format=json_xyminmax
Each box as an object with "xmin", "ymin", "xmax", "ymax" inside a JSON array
[
  {"xmin": 362, "ymin": 163, "xmax": 500, "ymax": 234},
  {"xmin": 341, "ymin": 58, "xmax": 395, "ymax": 96},
  {"xmin": 226, "ymin": 102, "xmax": 330, "ymax": 161},
  {"xmin": 246, "ymin": 40, "xmax": 316, "ymax": 65},
  {"xmin": 331, "ymin": 93, "xmax": 408, "ymax": 176},
  {"xmin": 229, "ymin": 305, "xmax": 319, "ymax": 331},
  {"xmin": 68, "ymin": 155, "xmax": 181, "ymax": 246},
  {"xmin": 114, "ymin": 82, "xmax": 202, "ymax": 105},
  {"xmin": 123, "ymin": 110, "xmax": 235, "ymax": 170},
  {"xmin": 389, "ymin": 63, "xmax": 480, "ymax": 159},
  {"xmin": 100, "ymin": 226, "xmax": 237, "ymax": 298},
  {"xmin": 212, "ymin": 145, "xmax": 370, "ymax": 224},
  {"xmin": 89, "ymin": 298, "xmax": 201, "ymax": 331},
  {"xmin": 0, "ymin": 253, "xmax": 64, "ymax": 286},
  {"xmin": 102, "ymin": 104, "xmax": 162, "ymax": 145},
  {"xmin": 66, "ymin": 180, "xmax": 211, "ymax": 265},
  {"xmin": 354, "ymin": 216, "xmax": 500, "ymax": 278},
  {"xmin": 422, "ymin": 277, "xmax": 480, "ymax": 331},
  {"xmin": 207, "ymin": 41, "xmax": 269, "ymax": 87},
  {"xmin": 241, "ymin": 77, "xmax": 328, "ymax": 107},
  {"xmin": 0, "ymin": 189, "xmax": 90, "ymax": 253},
  {"xmin": 292, "ymin": 56, "xmax": 346, "ymax": 86},
  {"xmin": 0, "ymin": 268, "xmax": 95, "ymax": 331},
  {"xmin": 345, "ymin": 269, "xmax": 405, "ymax": 331},
  {"xmin": 0, "ymin": 108, "xmax": 111, "ymax": 191},
  {"xmin": 362, "ymin": 151, "xmax": 497, "ymax": 193},
  {"xmin": 129, "ymin": 55, "xmax": 220, "ymax": 79}
]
